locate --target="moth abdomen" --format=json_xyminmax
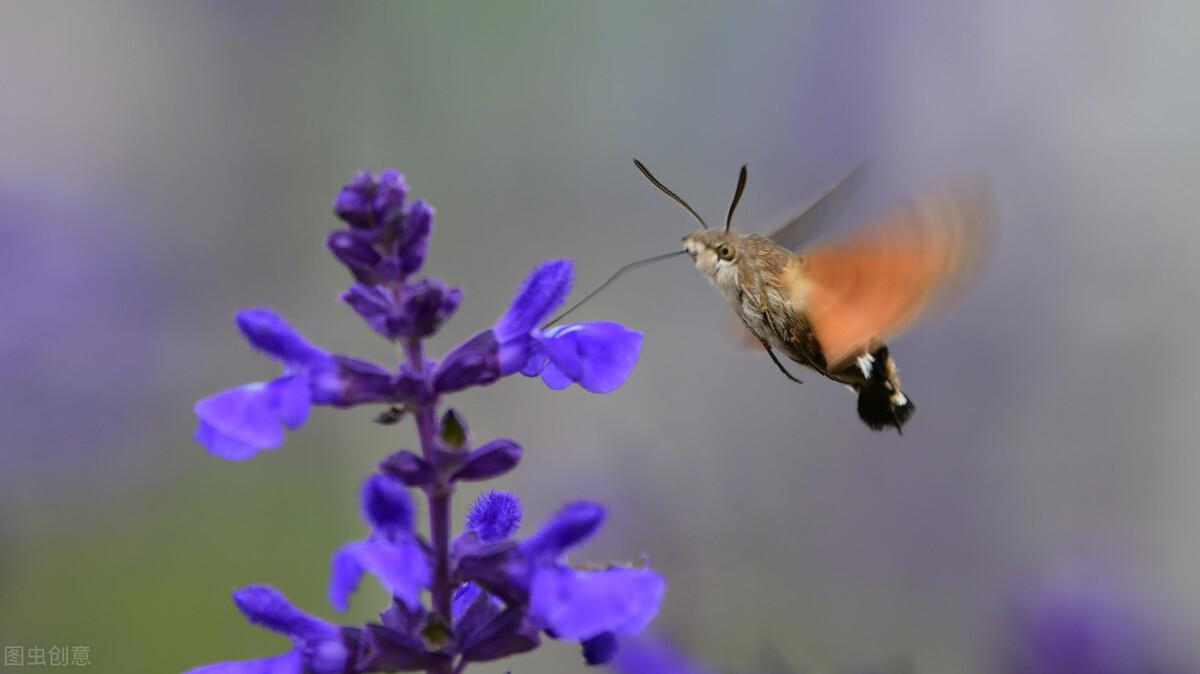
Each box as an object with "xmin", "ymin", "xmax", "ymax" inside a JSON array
[{"xmin": 849, "ymin": 345, "xmax": 914, "ymax": 433}]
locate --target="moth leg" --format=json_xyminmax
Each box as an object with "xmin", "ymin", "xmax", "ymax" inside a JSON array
[
  {"xmin": 739, "ymin": 308, "xmax": 804, "ymax": 384},
  {"xmin": 760, "ymin": 339, "xmax": 804, "ymax": 384}
]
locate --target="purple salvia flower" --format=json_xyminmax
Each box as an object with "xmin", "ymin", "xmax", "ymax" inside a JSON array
[
  {"xmin": 193, "ymin": 309, "xmax": 417, "ymax": 460},
  {"xmin": 457, "ymin": 497, "xmax": 666, "ymax": 666},
  {"xmin": 182, "ymin": 586, "xmax": 353, "ymax": 674},
  {"xmin": 328, "ymin": 474, "xmax": 430, "ymax": 612},
  {"xmin": 435, "ymin": 259, "xmax": 643, "ymax": 394},
  {"xmin": 192, "ymin": 308, "xmax": 330, "ymax": 460}
]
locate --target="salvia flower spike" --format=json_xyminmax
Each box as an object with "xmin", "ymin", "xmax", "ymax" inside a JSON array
[{"xmin": 186, "ymin": 169, "xmax": 661, "ymax": 674}]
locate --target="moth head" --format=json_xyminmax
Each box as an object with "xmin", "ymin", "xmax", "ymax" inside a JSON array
[
  {"xmin": 632, "ymin": 158, "xmax": 749, "ymax": 280},
  {"xmin": 683, "ymin": 229, "xmax": 739, "ymax": 276}
]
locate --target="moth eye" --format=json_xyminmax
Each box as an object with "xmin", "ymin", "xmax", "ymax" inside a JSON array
[{"xmin": 716, "ymin": 244, "xmax": 735, "ymax": 261}]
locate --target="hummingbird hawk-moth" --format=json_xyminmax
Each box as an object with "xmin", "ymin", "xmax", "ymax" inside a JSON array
[{"xmin": 549, "ymin": 160, "xmax": 988, "ymax": 433}]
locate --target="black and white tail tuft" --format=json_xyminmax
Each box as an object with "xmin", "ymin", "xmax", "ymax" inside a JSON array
[{"xmin": 854, "ymin": 345, "xmax": 915, "ymax": 434}]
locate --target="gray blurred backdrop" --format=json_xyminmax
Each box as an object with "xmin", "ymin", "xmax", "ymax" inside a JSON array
[{"xmin": 3, "ymin": 2, "xmax": 1200, "ymax": 673}]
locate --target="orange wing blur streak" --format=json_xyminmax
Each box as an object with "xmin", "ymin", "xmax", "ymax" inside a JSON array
[{"xmin": 794, "ymin": 185, "xmax": 989, "ymax": 369}]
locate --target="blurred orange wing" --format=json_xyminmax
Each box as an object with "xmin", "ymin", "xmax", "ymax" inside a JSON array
[{"xmin": 795, "ymin": 185, "xmax": 989, "ymax": 369}]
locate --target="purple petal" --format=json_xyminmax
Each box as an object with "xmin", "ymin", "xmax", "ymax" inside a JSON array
[
  {"xmin": 459, "ymin": 606, "xmax": 541, "ymax": 663},
  {"xmin": 372, "ymin": 169, "xmax": 408, "ymax": 226},
  {"xmin": 333, "ymin": 170, "xmax": 376, "ymax": 228},
  {"xmin": 539, "ymin": 322, "xmax": 643, "ymax": 393},
  {"xmin": 355, "ymin": 539, "xmax": 430, "ymax": 612},
  {"xmin": 340, "ymin": 284, "xmax": 394, "ymax": 337},
  {"xmin": 193, "ymin": 420, "xmax": 259, "ymax": 461},
  {"xmin": 235, "ymin": 308, "xmax": 327, "ymax": 368},
  {"xmin": 534, "ymin": 332, "xmax": 584, "ymax": 382},
  {"xmin": 528, "ymin": 566, "xmax": 665, "ymax": 640},
  {"xmin": 454, "ymin": 586, "xmax": 538, "ymax": 663},
  {"xmin": 398, "ymin": 200, "xmax": 434, "ymax": 274},
  {"xmin": 265, "ymin": 373, "xmax": 311, "ymax": 430},
  {"xmin": 519, "ymin": 349, "xmax": 548, "ymax": 377},
  {"xmin": 582, "ymin": 631, "xmax": 619, "ymax": 665},
  {"xmin": 465, "ymin": 490, "xmax": 522, "ymax": 542},
  {"xmin": 498, "ymin": 334, "xmax": 537, "ymax": 376},
  {"xmin": 452, "ymin": 582, "xmax": 485, "ymax": 622},
  {"xmin": 402, "ymin": 277, "xmax": 461, "ymax": 338},
  {"xmin": 433, "ymin": 330, "xmax": 500, "ymax": 394},
  {"xmin": 233, "ymin": 585, "xmax": 337, "ymax": 640},
  {"xmin": 537, "ymin": 360, "xmax": 574, "ymax": 390},
  {"xmin": 328, "ymin": 544, "xmax": 366, "ymax": 612},
  {"xmin": 361, "ymin": 474, "xmax": 414, "ymax": 537},
  {"xmin": 182, "ymin": 651, "xmax": 302, "ymax": 674},
  {"xmin": 453, "ymin": 440, "xmax": 522, "ymax": 483},
  {"xmin": 494, "ymin": 260, "xmax": 573, "ymax": 342},
  {"xmin": 379, "ymin": 450, "xmax": 435, "ymax": 487},
  {"xmin": 522, "ymin": 501, "xmax": 605, "ymax": 560},
  {"xmin": 194, "ymin": 383, "xmax": 284, "ymax": 459},
  {"xmin": 326, "ymin": 231, "xmax": 382, "ymax": 282}
]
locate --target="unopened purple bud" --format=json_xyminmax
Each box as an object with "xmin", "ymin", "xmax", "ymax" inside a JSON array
[
  {"xmin": 434, "ymin": 330, "xmax": 501, "ymax": 394},
  {"xmin": 340, "ymin": 284, "xmax": 398, "ymax": 340},
  {"xmin": 380, "ymin": 450, "xmax": 435, "ymax": 487},
  {"xmin": 453, "ymin": 439, "xmax": 522, "ymax": 482},
  {"xmin": 403, "ymin": 277, "xmax": 461, "ymax": 338},
  {"xmin": 362, "ymin": 474, "xmax": 414, "ymax": 536},
  {"xmin": 327, "ymin": 230, "xmax": 382, "ymax": 282},
  {"xmin": 372, "ymin": 169, "xmax": 409, "ymax": 227},
  {"xmin": 398, "ymin": 200, "xmax": 434, "ymax": 274},
  {"xmin": 333, "ymin": 171, "xmax": 376, "ymax": 229}
]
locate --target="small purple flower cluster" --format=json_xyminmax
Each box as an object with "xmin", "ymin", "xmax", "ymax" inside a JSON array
[{"xmin": 187, "ymin": 170, "xmax": 664, "ymax": 674}]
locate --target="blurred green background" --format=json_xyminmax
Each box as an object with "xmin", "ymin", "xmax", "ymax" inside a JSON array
[{"xmin": 3, "ymin": 2, "xmax": 1200, "ymax": 673}]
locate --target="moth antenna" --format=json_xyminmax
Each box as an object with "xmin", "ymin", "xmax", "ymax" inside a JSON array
[
  {"xmin": 725, "ymin": 164, "xmax": 748, "ymax": 233},
  {"xmin": 632, "ymin": 158, "xmax": 708, "ymax": 230},
  {"xmin": 543, "ymin": 250, "xmax": 688, "ymax": 328}
]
